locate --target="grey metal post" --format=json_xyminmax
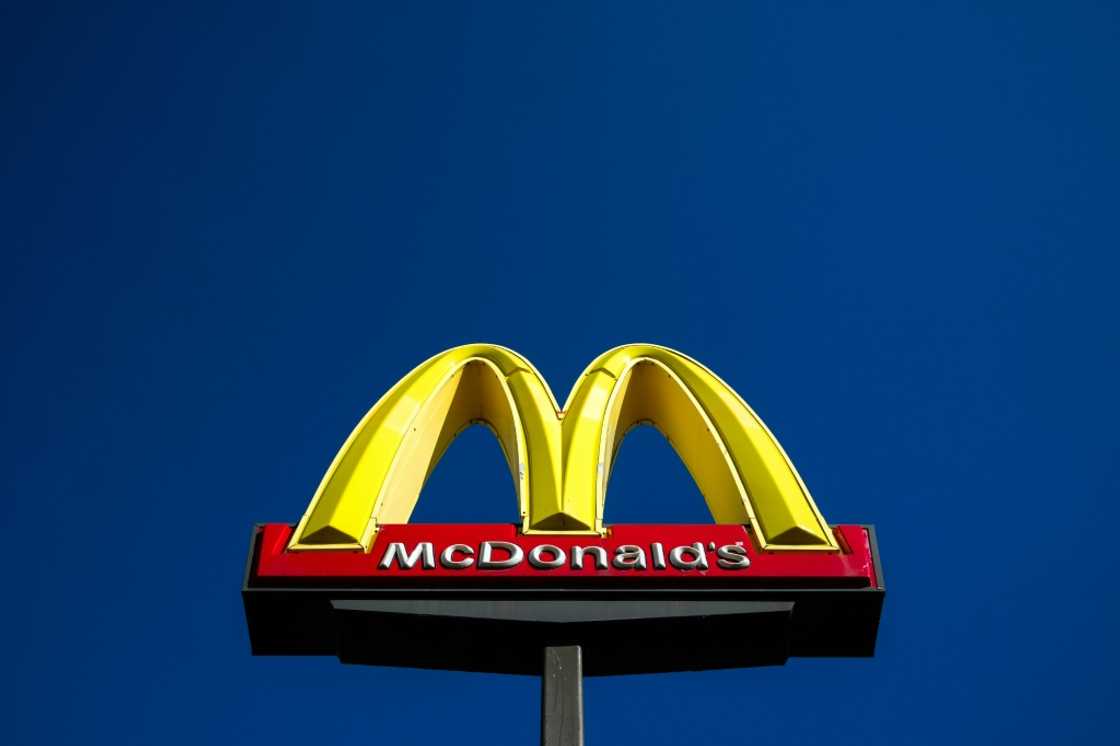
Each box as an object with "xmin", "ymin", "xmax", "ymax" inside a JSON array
[{"xmin": 541, "ymin": 645, "xmax": 583, "ymax": 746}]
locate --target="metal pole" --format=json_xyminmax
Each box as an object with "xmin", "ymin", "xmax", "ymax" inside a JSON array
[{"xmin": 541, "ymin": 645, "xmax": 583, "ymax": 746}]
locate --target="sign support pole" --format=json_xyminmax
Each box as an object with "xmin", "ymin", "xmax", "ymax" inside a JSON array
[{"xmin": 541, "ymin": 645, "xmax": 583, "ymax": 746}]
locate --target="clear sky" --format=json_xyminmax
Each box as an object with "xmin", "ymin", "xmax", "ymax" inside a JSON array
[{"xmin": 3, "ymin": 2, "xmax": 1117, "ymax": 743}]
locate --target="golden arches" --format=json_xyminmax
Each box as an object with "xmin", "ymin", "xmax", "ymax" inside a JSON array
[{"xmin": 288, "ymin": 344, "xmax": 837, "ymax": 552}]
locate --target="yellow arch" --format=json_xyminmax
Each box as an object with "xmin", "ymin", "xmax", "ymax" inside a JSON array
[
  {"xmin": 288, "ymin": 344, "xmax": 837, "ymax": 552},
  {"xmin": 560, "ymin": 345, "xmax": 835, "ymax": 548}
]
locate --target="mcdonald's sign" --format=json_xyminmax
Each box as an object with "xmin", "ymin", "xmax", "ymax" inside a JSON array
[{"xmin": 243, "ymin": 344, "xmax": 884, "ymax": 676}]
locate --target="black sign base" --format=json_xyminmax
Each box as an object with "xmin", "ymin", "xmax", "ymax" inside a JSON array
[{"xmin": 245, "ymin": 587, "xmax": 881, "ymax": 674}]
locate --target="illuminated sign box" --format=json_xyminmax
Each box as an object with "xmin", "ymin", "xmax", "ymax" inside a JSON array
[{"xmin": 243, "ymin": 345, "xmax": 884, "ymax": 676}]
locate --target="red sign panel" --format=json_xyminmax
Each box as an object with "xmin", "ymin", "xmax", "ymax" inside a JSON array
[{"xmin": 254, "ymin": 523, "xmax": 877, "ymax": 588}]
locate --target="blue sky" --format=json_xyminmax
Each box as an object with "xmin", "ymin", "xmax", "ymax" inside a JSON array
[{"xmin": 3, "ymin": 2, "xmax": 1117, "ymax": 743}]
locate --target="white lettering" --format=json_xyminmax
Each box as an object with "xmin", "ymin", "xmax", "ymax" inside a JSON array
[
  {"xmin": 613, "ymin": 545, "xmax": 648, "ymax": 570},
  {"xmin": 528, "ymin": 544, "xmax": 566, "ymax": 569},
  {"xmin": 439, "ymin": 543, "xmax": 475, "ymax": 569},
  {"xmin": 715, "ymin": 543, "xmax": 750, "ymax": 569},
  {"xmin": 378, "ymin": 537, "xmax": 742, "ymax": 573},
  {"xmin": 479, "ymin": 540, "xmax": 524, "ymax": 569},
  {"xmin": 571, "ymin": 545, "xmax": 609, "ymax": 570},
  {"xmin": 378, "ymin": 542, "xmax": 435, "ymax": 570},
  {"xmin": 669, "ymin": 542, "xmax": 709, "ymax": 570}
]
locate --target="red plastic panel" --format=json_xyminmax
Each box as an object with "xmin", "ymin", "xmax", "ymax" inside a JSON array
[{"xmin": 254, "ymin": 524, "xmax": 878, "ymax": 588}]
